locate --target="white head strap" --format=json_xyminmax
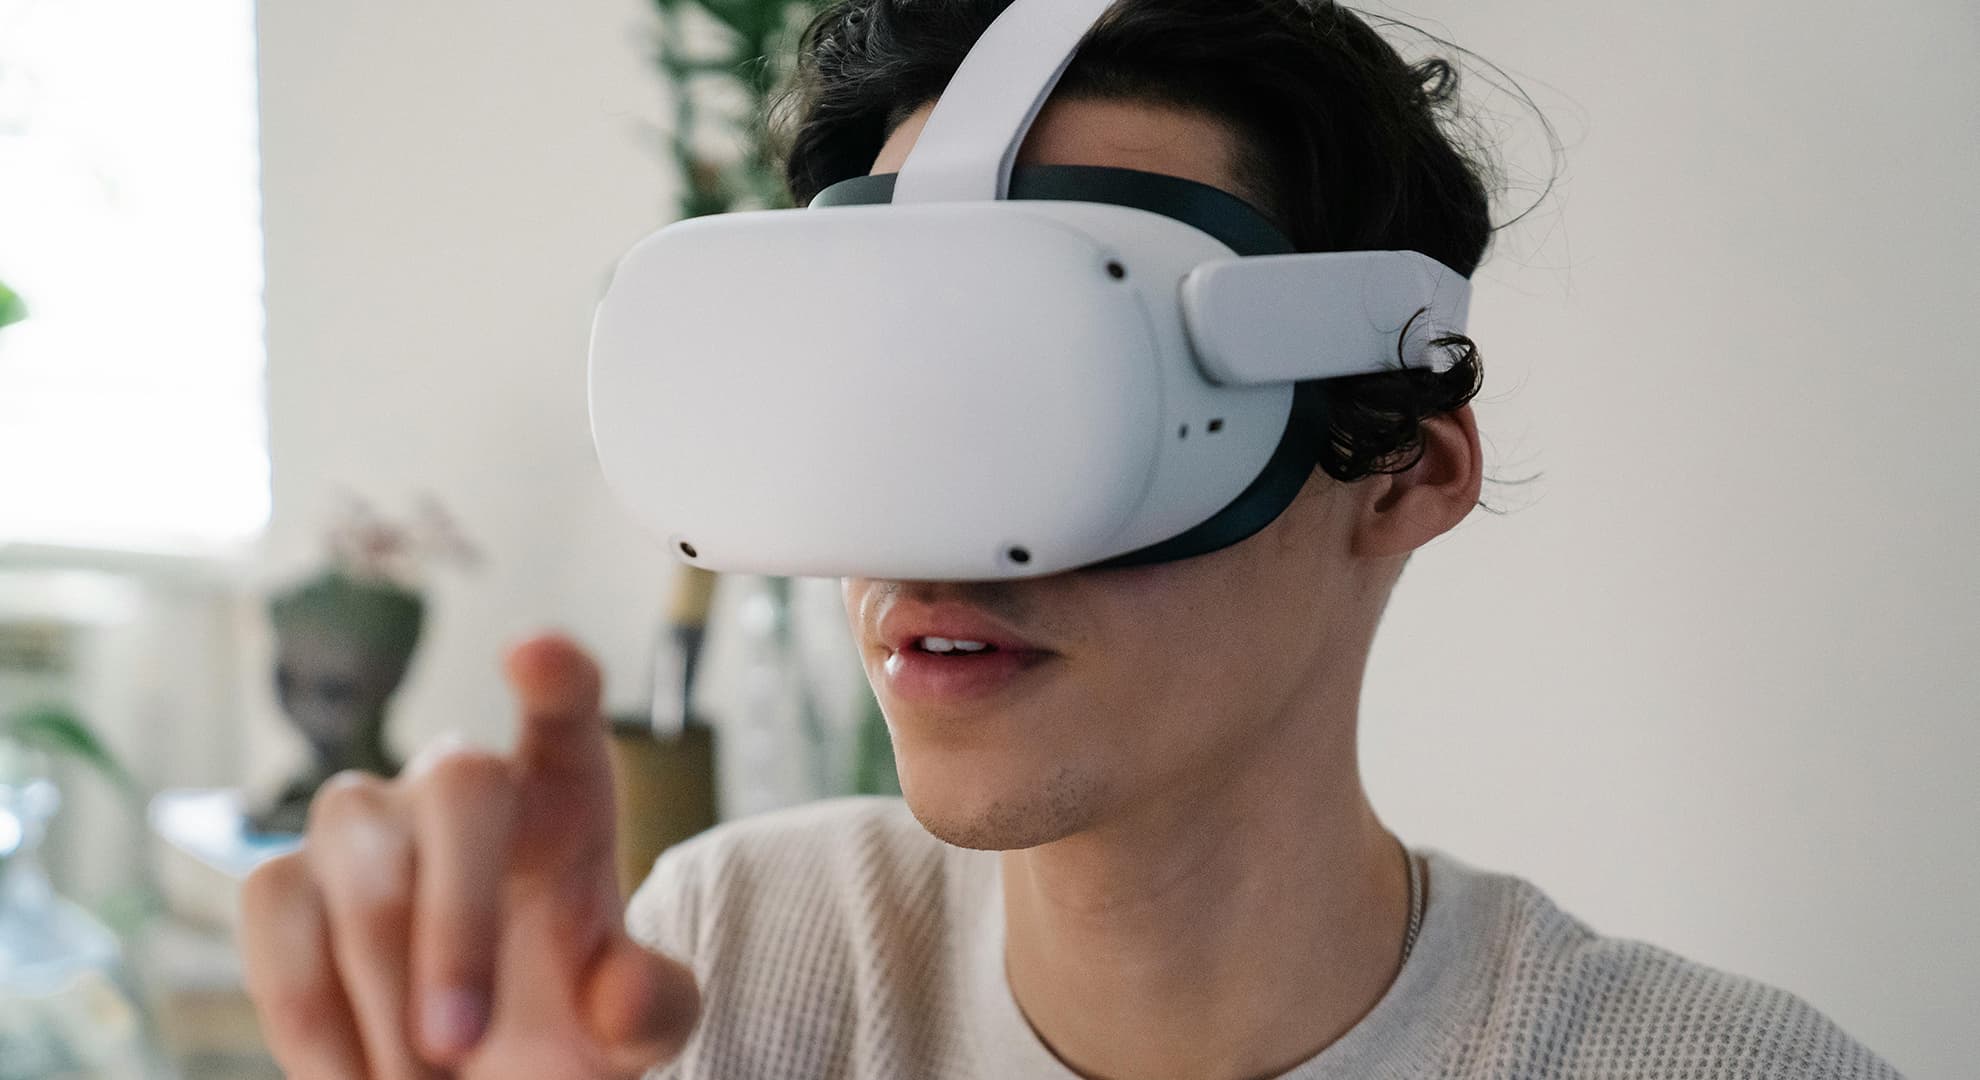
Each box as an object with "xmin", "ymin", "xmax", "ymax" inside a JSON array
[{"xmin": 892, "ymin": 0, "xmax": 1121, "ymax": 203}]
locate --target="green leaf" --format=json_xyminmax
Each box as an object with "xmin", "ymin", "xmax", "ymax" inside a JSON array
[
  {"xmin": 0, "ymin": 280, "xmax": 25, "ymax": 329},
  {"xmin": 650, "ymin": 0, "xmax": 822, "ymax": 220},
  {"xmin": 693, "ymin": 0, "xmax": 755, "ymax": 39},
  {"xmin": 4, "ymin": 707, "xmax": 139, "ymax": 796}
]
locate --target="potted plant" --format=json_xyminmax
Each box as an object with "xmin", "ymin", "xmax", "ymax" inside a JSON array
[
  {"xmin": 652, "ymin": 0, "xmax": 821, "ymax": 219},
  {"xmin": 249, "ymin": 494, "xmax": 478, "ymax": 835}
]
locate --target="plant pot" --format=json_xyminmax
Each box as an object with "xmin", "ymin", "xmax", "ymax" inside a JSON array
[{"xmin": 604, "ymin": 718, "xmax": 717, "ymax": 900}]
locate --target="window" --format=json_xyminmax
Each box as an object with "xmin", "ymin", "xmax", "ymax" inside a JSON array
[{"xmin": 0, "ymin": 0, "xmax": 268, "ymax": 555}]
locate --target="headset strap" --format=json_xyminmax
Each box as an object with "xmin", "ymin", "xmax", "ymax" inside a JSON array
[{"xmin": 893, "ymin": 0, "xmax": 1121, "ymax": 204}]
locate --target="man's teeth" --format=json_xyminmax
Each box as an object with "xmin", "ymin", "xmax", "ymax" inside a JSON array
[{"xmin": 919, "ymin": 637, "xmax": 993, "ymax": 654}]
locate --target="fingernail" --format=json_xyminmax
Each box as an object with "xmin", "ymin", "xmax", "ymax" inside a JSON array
[{"xmin": 422, "ymin": 988, "xmax": 490, "ymax": 1056}]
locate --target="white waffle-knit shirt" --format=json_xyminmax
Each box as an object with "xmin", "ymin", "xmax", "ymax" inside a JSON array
[{"xmin": 627, "ymin": 798, "xmax": 1901, "ymax": 1079}]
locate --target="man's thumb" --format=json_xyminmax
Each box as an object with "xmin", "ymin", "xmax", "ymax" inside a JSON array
[{"xmin": 583, "ymin": 936, "xmax": 702, "ymax": 1070}]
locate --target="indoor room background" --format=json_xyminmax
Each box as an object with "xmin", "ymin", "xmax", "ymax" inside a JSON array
[{"xmin": 0, "ymin": 0, "xmax": 1973, "ymax": 1077}]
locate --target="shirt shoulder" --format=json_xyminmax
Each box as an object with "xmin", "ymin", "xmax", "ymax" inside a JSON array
[
  {"xmin": 628, "ymin": 796, "xmax": 943, "ymax": 956},
  {"xmin": 1460, "ymin": 863, "xmax": 1903, "ymax": 1080},
  {"xmin": 627, "ymin": 797, "xmax": 980, "ymax": 1079}
]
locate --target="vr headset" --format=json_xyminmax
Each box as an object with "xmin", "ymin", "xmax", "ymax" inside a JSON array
[{"xmin": 589, "ymin": 0, "xmax": 1472, "ymax": 581}]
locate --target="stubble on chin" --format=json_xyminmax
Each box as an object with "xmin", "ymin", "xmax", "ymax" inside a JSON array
[{"xmin": 903, "ymin": 761, "xmax": 1101, "ymax": 852}]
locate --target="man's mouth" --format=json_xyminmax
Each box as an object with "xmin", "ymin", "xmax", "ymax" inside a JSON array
[
  {"xmin": 912, "ymin": 636, "xmax": 999, "ymax": 655},
  {"xmin": 882, "ymin": 637, "xmax": 1058, "ymax": 703},
  {"xmin": 872, "ymin": 594, "xmax": 1053, "ymax": 664}
]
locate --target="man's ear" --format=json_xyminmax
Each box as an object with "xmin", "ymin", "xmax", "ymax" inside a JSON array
[{"xmin": 1348, "ymin": 404, "xmax": 1484, "ymax": 558}]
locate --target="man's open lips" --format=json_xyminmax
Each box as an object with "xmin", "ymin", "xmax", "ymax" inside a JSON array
[
  {"xmin": 876, "ymin": 601, "xmax": 1050, "ymax": 657},
  {"xmin": 909, "ymin": 636, "xmax": 999, "ymax": 655},
  {"xmin": 875, "ymin": 601, "xmax": 1057, "ymax": 703},
  {"xmin": 881, "ymin": 644, "xmax": 1058, "ymax": 704}
]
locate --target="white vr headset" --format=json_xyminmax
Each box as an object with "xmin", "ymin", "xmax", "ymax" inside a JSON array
[{"xmin": 589, "ymin": 0, "xmax": 1472, "ymax": 581}]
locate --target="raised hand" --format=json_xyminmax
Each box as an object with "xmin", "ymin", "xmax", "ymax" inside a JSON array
[{"xmin": 241, "ymin": 635, "xmax": 700, "ymax": 1079}]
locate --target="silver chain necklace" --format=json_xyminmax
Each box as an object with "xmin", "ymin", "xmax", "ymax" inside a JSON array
[{"xmin": 1400, "ymin": 843, "xmax": 1425, "ymax": 965}]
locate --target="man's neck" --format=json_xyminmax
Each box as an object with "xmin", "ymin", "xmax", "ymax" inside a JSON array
[{"xmin": 998, "ymin": 721, "xmax": 1409, "ymax": 1080}]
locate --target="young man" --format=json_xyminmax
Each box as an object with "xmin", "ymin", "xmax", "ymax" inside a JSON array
[{"xmin": 240, "ymin": 1, "xmax": 1901, "ymax": 1077}]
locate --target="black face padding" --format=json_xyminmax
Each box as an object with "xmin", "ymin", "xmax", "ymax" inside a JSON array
[
  {"xmin": 812, "ymin": 164, "xmax": 1323, "ymax": 571},
  {"xmin": 813, "ymin": 164, "xmax": 1295, "ymax": 257}
]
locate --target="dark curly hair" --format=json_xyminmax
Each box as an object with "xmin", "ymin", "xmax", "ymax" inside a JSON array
[{"xmin": 774, "ymin": 0, "xmax": 1504, "ymax": 483}]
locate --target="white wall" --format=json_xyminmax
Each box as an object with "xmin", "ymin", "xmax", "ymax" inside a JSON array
[
  {"xmin": 250, "ymin": 0, "xmax": 681, "ymax": 776},
  {"xmin": 1356, "ymin": 2, "xmax": 1978, "ymax": 1076},
  {"xmin": 252, "ymin": 0, "xmax": 1977, "ymax": 1075}
]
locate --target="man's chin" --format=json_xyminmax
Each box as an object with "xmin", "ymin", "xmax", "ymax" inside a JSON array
[{"xmin": 897, "ymin": 761, "xmax": 1100, "ymax": 852}]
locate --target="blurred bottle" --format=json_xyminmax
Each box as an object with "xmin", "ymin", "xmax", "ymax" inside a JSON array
[
  {"xmin": 607, "ymin": 566, "xmax": 719, "ymax": 898},
  {"xmin": 727, "ymin": 576, "xmax": 831, "ymax": 818},
  {"xmin": 0, "ymin": 739, "xmax": 167, "ymax": 1079}
]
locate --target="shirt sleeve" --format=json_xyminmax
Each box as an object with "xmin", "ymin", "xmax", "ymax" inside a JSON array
[{"xmin": 626, "ymin": 841, "xmax": 702, "ymax": 969}]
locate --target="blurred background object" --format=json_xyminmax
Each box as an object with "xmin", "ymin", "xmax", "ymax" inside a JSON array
[
  {"xmin": 610, "ymin": 0, "xmax": 905, "ymax": 887},
  {"xmin": 2, "ymin": 699, "xmax": 174, "ymax": 1077},
  {"xmin": 652, "ymin": 0, "xmax": 820, "ymax": 217},
  {"xmin": 250, "ymin": 493, "xmax": 478, "ymax": 834},
  {"xmin": 0, "ymin": 0, "xmax": 1973, "ymax": 1075},
  {"xmin": 613, "ymin": 0, "xmax": 826, "ymax": 888},
  {"xmin": 0, "ymin": 282, "xmax": 23, "ymax": 330},
  {"xmin": 610, "ymin": 552, "xmax": 719, "ymax": 898}
]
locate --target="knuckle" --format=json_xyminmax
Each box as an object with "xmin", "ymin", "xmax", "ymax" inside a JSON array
[
  {"xmin": 308, "ymin": 769, "xmax": 392, "ymax": 830},
  {"xmin": 240, "ymin": 852, "xmax": 310, "ymax": 922},
  {"xmin": 303, "ymin": 780, "xmax": 415, "ymax": 923}
]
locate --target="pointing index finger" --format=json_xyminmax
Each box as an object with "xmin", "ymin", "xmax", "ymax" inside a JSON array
[{"xmin": 506, "ymin": 634, "xmax": 611, "ymax": 798}]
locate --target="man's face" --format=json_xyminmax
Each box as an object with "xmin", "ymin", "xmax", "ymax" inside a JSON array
[{"xmin": 842, "ymin": 98, "xmax": 1388, "ymax": 850}]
